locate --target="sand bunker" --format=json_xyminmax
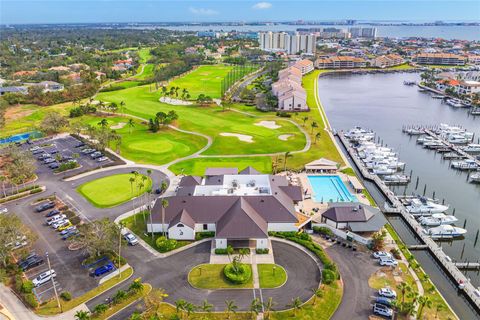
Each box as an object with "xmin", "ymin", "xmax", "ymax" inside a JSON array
[
  {"xmin": 159, "ymin": 97, "xmax": 193, "ymax": 105},
  {"xmin": 255, "ymin": 121, "xmax": 281, "ymax": 129},
  {"xmin": 110, "ymin": 122, "xmax": 126, "ymax": 130},
  {"xmin": 278, "ymin": 134, "xmax": 294, "ymax": 141},
  {"xmin": 220, "ymin": 133, "xmax": 253, "ymax": 143}
]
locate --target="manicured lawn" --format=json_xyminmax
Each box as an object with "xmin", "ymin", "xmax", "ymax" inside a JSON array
[
  {"xmin": 156, "ymin": 303, "xmax": 251, "ymax": 320},
  {"xmin": 188, "ymin": 264, "xmax": 254, "ymax": 289},
  {"xmin": 132, "ymin": 64, "xmax": 155, "ymax": 80},
  {"xmin": 77, "ymin": 173, "xmax": 152, "ymax": 208},
  {"xmin": 96, "ymin": 85, "xmax": 306, "ymax": 156},
  {"xmin": 36, "ymin": 267, "xmax": 133, "ymax": 315},
  {"xmin": 169, "ymin": 156, "xmax": 272, "ymax": 176},
  {"xmin": 137, "ymin": 47, "xmax": 152, "ymax": 63},
  {"xmin": 80, "ymin": 116, "xmax": 207, "ymax": 165},
  {"xmin": 258, "ymin": 264, "xmax": 287, "ymax": 288},
  {"xmin": 167, "ymin": 65, "xmax": 234, "ymax": 99},
  {"xmin": 269, "ymin": 282, "xmax": 343, "ymax": 320}
]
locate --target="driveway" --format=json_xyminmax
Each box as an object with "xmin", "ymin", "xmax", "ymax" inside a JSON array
[{"xmin": 323, "ymin": 240, "xmax": 379, "ymax": 320}]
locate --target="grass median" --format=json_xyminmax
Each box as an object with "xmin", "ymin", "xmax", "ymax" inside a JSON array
[{"xmin": 188, "ymin": 264, "xmax": 254, "ymax": 289}]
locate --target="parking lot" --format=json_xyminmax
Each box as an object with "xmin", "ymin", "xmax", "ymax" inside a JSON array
[{"xmin": 25, "ymin": 135, "xmax": 118, "ymax": 179}]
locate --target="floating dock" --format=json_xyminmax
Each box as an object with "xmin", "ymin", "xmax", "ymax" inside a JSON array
[{"xmin": 337, "ymin": 131, "xmax": 480, "ymax": 310}]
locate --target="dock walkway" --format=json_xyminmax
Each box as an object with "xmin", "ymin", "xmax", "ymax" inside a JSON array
[{"xmin": 337, "ymin": 132, "xmax": 480, "ymax": 310}]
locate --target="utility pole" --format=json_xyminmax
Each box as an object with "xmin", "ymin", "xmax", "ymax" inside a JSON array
[
  {"xmin": 46, "ymin": 252, "xmax": 61, "ymax": 312},
  {"xmin": 118, "ymin": 222, "xmax": 123, "ymax": 279}
]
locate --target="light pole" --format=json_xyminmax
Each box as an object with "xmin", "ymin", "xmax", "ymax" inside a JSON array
[
  {"xmin": 118, "ymin": 222, "xmax": 124, "ymax": 279},
  {"xmin": 46, "ymin": 252, "xmax": 61, "ymax": 312}
]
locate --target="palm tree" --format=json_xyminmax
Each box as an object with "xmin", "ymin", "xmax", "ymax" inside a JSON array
[
  {"xmin": 127, "ymin": 119, "xmax": 135, "ymax": 134},
  {"xmin": 287, "ymin": 297, "xmax": 302, "ymax": 317},
  {"xmin": 263, "ymin": 297, "xmax": 275, "ymax": 320},
  {"xmin": 199, "ymin": 299, "xmax": 213, "ymax": 313},
  {"xmin": 224, "ymin": 300, "xmax": 238, "ymax": 319},
  {"xmin": 302, "ymin": 116, "xmax": 309, "ymax": 126},
  {"xmin": 74, "ymin": 310, "xmax": 90, "ymax": 320},
  {"xmin": 283, "ymin": 151, "xmax": 292, "ymax": 172},
  {"xmin": 128, "ymin": 278, "xmax": 144, "ymax": 293},
  {"xmin": 98, "ymin": 118, "xmax": 108, "ymax": 129},
  {"xmin": 397, "ymin": 281, "xmax": 412, "ymax": 306},
  {"xmin": 417, "ymin": 296, "xmax": 432, "ymax": 319},
  {"xmin": 184, "ymin": 302, "xmax": 195, "ymax": 319},
  {"xmin": 314, "ymin": 132, "xmax": 321, "ymax": 144},
  {"xmin": 138, "ymin": 182, "xmax": 145, "ymax": 220},
  {"xmin": 311, "ymin": 288, "xmax": 323, "ymax": 305},
  {"xmin": 310, "ymin": 121, "xmax": 318, "ymax": 134},
  {"xmin": 93, "ymin": 303, "xmax": 108, "ymax": 316},
  {"xmin": 434, "ymin": 303, "xmax": 445, "ymax": 318},
  {"xmin": 0, "ymin": 176, "xmax": 7, "ymax": 198},
  {"xmin": 250, "ymin": 298, "xmax": 262, "ymax": 319},
  {"xmin": 120, "ymin": 100, "xmax": 126, "ymax": 114},
  {"xmin": 161, "ymin": 199, "xmax": 169, "ymax": 236},
  {"xmin": 129, "ymin": 176, "xmax": 136, "ymax": 222},
  {"xmin": 175, "ymin": 299, "xmax": 187, "ymax": 318},
  {"xmin": 161, "ymin": 86, "xmax": 167, "ymax": 97},
  {"xmin": 407, "ymin": 290, "xmax": 420, "ymax": 313}
]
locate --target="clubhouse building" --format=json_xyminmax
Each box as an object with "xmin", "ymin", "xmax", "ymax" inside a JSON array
[{"xmin": 147, "ymin": 167, "xmax": 303, "ymax": 250}]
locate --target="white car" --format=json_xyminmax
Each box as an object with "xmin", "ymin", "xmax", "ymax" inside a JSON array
[
  {"xmin": 0, "ymin": 206, "xmax": 7, "ymax": 214},
  {"xmin": 379, "ymin": 259, "xmax": 398, "ymax": 267},
  {"xmin": 373, "ymin": 251, "xmax": 392, "ymax": 259},
  {"xmin": 32, "ymin": 270, "xmax": 56, "ymax": 287},
  {"xmin": 52, "ymin": 219, "xmax": 70, "ymax": 229},
  {"xmin": 124, "ymin": 233, "xmax": 139, "ymax": 246},
  {"xmin": 373, "ymin": 303, "xmax": 393, "ymax": 318},
  {"xmin": 378, "ymin": 287, "xmax": 397, "ymax": 299},
  {"xmin": 46, "ymin": 214, "xmax": 67, "ymax": 225},
  {"xmin": 97, "ymin": 156, "xmax": 109, "ymax": 162}
]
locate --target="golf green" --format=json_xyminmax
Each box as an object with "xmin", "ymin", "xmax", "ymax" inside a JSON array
[{"xmin": 77, "ymin": 173, "xmax": 152, "ymax": 208}]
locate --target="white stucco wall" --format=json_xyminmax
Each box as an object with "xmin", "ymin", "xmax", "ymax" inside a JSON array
[
  {"xmin": 147, "ymin": 223, "xmax": 167, "ymax": 233},
  {"xmin": 215, "ymin": 238, "xmax": 227, "ymax": 249},
  {"xmin": 268, "ymin": 223, "xmax": 298, "ymax": 232},
  {"xmin": 168, "ymin": 224, "xmax": 195, "ymax": 240},
  {"xmin": 194, "ymin": 223, "xmax": 216, "ymax": 232},
  {"xmin": 255, "ymin": 238, "xmax": 269, "ymax": 249}
]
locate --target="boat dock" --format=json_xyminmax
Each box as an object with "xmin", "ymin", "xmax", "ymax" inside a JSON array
[
  {"xmin": 337, "ymin": 131, "xmax": 480, "ymax": 310},
  {"xmin": 454, "ymin": 262, "xmax": 480, "ymax": 270}
]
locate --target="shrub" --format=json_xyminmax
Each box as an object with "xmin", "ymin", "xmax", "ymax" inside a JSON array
[
  {"xmin": 24, "ymin": 293, "xmax": 38, "ymax": 308},
  {"xmin": 322, "ymin": 269, "xmax": 336, "ymax": 285},
  {"xmin": 255, "ymin": 248, "xmax": 269, "ymax": 254},
  {"xmin": 112, "ymin": 290, "xmax": 127, "ymax": 304},
  {"xmin": 313, "ymin": 226, "xmax": 334, "ymax": 237},
  {"xmin": 390, "ymin": 248, "xmax": 401, "ymax": 260},
  {"xmin": 195, "ymin": 231, "xmax": 215, "ymax": 240},
  {"xmin": 60, "ymin": 291, "xmax": 72, "ymax": 301},
  {"xmin": 223, "ymin": 263, "xmax": 252, "ymax": 284},
  {"xmin": 21, "ymin": 280, "xmax": 34, "ymax": 294},
  {"xmin": 155, "ymin": 236, "xmax": 178, "ymax": 253},
  {"xmin": 215, "ymin": 248, "xmax": 228, "ymax": 255}
]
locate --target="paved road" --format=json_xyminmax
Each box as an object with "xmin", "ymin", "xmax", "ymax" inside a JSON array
[{"xmin": 325, "ymin": 242, "xmax": 379, "ymax": 320}]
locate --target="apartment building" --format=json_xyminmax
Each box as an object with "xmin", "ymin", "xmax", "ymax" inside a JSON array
[
  {"xmin": 271, "ymin": 66, "xmax": 309, "ymax": 112},
  {"xmin": 292, "ymin": 59, "xmax": 314, "ymax": 75},
  {"xmin": 348, "ymin": 27, "xmax": 377, "ymax": 39},
  {"xmin": 315, "ymin": 56, "xmax": 367, "ymax": 69},
  {"xmin": 258, "ymin": 32, "xmax": 316, "ymax": 55},
  {"xmin": 372, "ymin": 54, "xmax": 405, "ymax": 68},
  {"xmin": 413, "ymin": 53, "xmax": 466, "ymax": 66},
  {"xmin": 456, "ymin": 80, "xmax": 480, "ymax": 95}
]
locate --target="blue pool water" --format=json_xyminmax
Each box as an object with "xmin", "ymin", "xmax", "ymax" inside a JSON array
[
  {"xmin": 0, "ymin": 131, "xmax": 42, "ymax": 145},
  {"xmin": 307, "ymin": 175, "xmax": 357, "ymax": 203}
]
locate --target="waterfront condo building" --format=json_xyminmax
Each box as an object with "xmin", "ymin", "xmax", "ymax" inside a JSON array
[
  {"xmin": 147, "ymin": 168, "xmax": 303, "ymax": 250},
  {"xmin": 372, "ymin": 54, "xmax": 405, "ymax": 68},
  {"xmin": 315, "ymin": 56, "xmax": 367, "ymax": 69},
  {"xmin": 348, "ymin": 27, "xmax": 377, "ymax": 38},
  {"xmin": 258, "ymin": 32, "xmax": 316, "ymax": 55},
  {"xmin": 413, "ymin": 53, "xmax": 466, "ymax": 66}
]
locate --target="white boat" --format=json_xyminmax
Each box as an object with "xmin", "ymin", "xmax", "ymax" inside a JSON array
[
  {"xmin": 383, "ymin": 175, "xmax": 410, "ymax": 184},
  {"xmin": 463, "ymin": 144, "xmax": 480, "ymax": 153},
  {"xmin": 469, "ymin": 172, "xmax": 480, "ymax": 183},
  {"xmin": 451, "ymin": 159, "xmax": 479, "ymax": 170},
  {"xmin": 432, "ymin": 95, "xmax": 445, "ymax": 99},
  {"xmin": 403, "ymin": 128, "xmax": 424, "ymax": 135},
  {"xmin": 406, "ymin": 198, "xmax": 449, "ymax": 215},
  {"xmin": 448, "ymin": 134, "xmax": 470, "ymax": 144},
  {"xmin": 371, "ymin": 166, "xmax": 396, "ymax": 175},
  {"xmin": 416, "ymin": 136, "xmax": 436, "ymax": 144},
  {"xmin": 423, "ymin": 225, "xmax": 467, "ymax": 239},
  {"xmin": 419, "ymin": 214, "xmax": 458, "ymax": 227},
  {"xmin": 446, "ymin": 98, "xmax": 466, "ymax": 108}
]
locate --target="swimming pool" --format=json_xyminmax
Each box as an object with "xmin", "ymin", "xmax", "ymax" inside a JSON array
[
  {"xmin": 307, "ymin": 175, "xmax": 357, "ymax": 203},
  {"xmin": 0, "ymin": 131, "xmax": 42, "ymax": 145}
]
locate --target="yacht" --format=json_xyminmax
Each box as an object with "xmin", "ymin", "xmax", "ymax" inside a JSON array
[
  {"xmin": 405, "ymin": 198, "xmax": 449, "ymax": 215},
  {"xmin": 403, "ymin": 128, "xmax": 424, "ymax": 135},
  {"xmin": 463, "ymin": 144, "xmax": 480, "ymax": 153},
  {"xmin": 345, "ymin": 127, "xmax": 374, "ymax": 140},
  {"xmin": 423, "ymin": 225, "xmax": 467, "ymax": 239},
  {"xmin": 446, "ymin": 98, "xmax": 466, "ymax": 108},
  {"xmin": 423, "ymin": 141, "xmax": 444, "ymax": 149},
  {"xmin": 371, "ymin": 166, "xmax": 396, "ymax": 175},
  {"xmin": 416, "ymin": 136, "xmax": 436, "ymax": 144},
  {"xmin": 365, "ymin": 160, "xmax": 405, "ymax": 170},
  {"xmin": 448, "ymin": 134, "xmax": 470, "ymax": 144},
  {"xmin": 432, "ymin": 95, "xmax": 445, "ymax": 99},
  {"xmin": 469, "ymin": 172, "xmax": 480, "ymax": 183},
  {"xmin": 419, "ymin": 214, "xmax": 458, "ymax": 227},
  {"xmin": 383, "ymin": 175, "xmax": 410, "ymax": 185},
  {"xmin": 451, "ymin": 159, "xmax": 479, "ymax": 171}
]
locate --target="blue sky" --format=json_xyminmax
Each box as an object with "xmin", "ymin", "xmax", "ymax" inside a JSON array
[{"xmin": 1, "ymin": 1, "xmax": 479, "ymax": 24}]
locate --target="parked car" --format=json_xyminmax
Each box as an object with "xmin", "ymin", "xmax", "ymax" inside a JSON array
[
  {"xmin": 75, "ymin": 142, "xmax": 85, "ymax": 148},
  {"xmin": 124, "ymin": 233, "xmax": 139, "ymax": 246},
  {"xmin": 51, "ymin": 219, "xmax": 68, "ymax": 229},
  {"xmin": 0, "ymin": 206, "xmax": 8, "ymax": 214},
  {"xmin": 44, "ymin": 158, "xmax": 56, "ymax": 164},
  {"xmin": 19, "ymin": 255, "xmax": 44, "ymax": 271},
  {"xmin": 45, "ymin": 209, "xmax": 61, "ymax": 217},
  {"xmin": 90, "ymin": 151, "xmax": 102, "ymax": 159},
  {"xmin": 378, "ymin": 288, "xmax": 397, "ymax": 299},
  {"xmin": 35, "ymin": 202, "xmax": 55, "ymax": 212},
  {"xmin": 37, "ymin": 153, "xmax": 50, "ymax": 160},
  {"xmin": 58, "ymin": 222, "xmax": 73, "ymax": 231},
  {"xmin": 81, "ymin": 148, "xmax": 95, "ymax": 154},
  {"xmin": 93, "ymin": 263, "xmax": 115, "ymax": 277},
  {"xmin": 379, "ymin": 259, "xmax": 398, "ymax": 267},
  {"xmin": 46, "ymin": 214, "xmax": 67, "ymax": 225},
  {"xmin": 48, "ymin": 149, "xmax": 59, "ymax": 154},
  {"xmin": 373, "ymin": 251, "xmax": 392, "ymax": 259},
  {"xmin": 17, "ymin": 252, "xmax": 37, "ymax": 266},
  {"xmin": 29, "ymin": 146, "xmax": 40, "ymax": 152},
  {"xmin": 97, "ymin": 156, "xmax": 109, "ymax": 162},
  {"xmin": 62, "ymin": 230, "xmax": 79, "ymax": 240},
  {"xmin": 32, "ymin": 270, "xmax": 56, "ymax": 287},
  {"xmin": 375, "ymin": 297, "xmax": 393, "ymax": 307},
  {"xmin": 60, "ymin": 155, "xmax": 73, "ymax": 162},
  {"xmin": 373, "ymin": 303, "xmax": 393, "ymax": 318},
  {"xmin": 49, "ymin": 162, "xmax": 59, "ymax": 169},
  {"xmin": 59, "ymin": 226, "xmax": 76, "ymax": 235}
]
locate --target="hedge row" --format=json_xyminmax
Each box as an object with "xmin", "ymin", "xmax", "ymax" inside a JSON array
[
  {"xmin": 0, "ymin": 187, "xmax": 43, "ymax": 204},
  {"xmin": 269, "ymin": 231, "xmax": 339, "ymax": 282}
]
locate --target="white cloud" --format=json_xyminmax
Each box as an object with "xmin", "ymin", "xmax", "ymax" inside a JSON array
[
  {"xmin": 252, "ymin": 2, "xmax": 272, "ymax": 10},
  {"xmin": 189, "ymin": 7, "xmax": 219, "ymax": 16}
]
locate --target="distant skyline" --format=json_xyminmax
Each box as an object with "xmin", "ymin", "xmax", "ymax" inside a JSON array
[{"xmin": 1, "ymin": 1, "xmax": 479, "ymax": 25}]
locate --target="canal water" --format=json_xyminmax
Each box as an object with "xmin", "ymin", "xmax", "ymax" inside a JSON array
[{"xmin": 318, "ymin": 72, "xmax": 480, "ymax": 318}]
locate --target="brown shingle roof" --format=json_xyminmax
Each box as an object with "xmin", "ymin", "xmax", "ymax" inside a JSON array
[
  {"xmin": 216, "ymin": 198, "xmax": 268, "ymax": 238},
  {"xmin": 179, "ymin": 176, "xmax": 202, "ymax": 187},
  {"xmin": 169, "ymin": 209, "xmax": 195, "ymax": 229},
  {"xmin": 205, "ymin": 167, "xmax": 238, "ymax": 176}
]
